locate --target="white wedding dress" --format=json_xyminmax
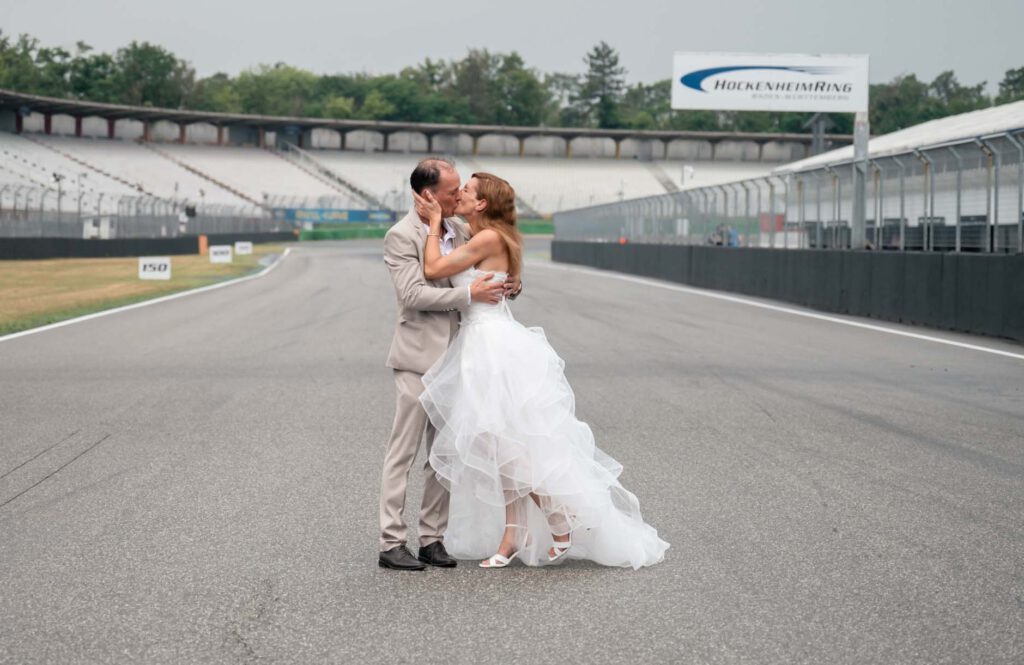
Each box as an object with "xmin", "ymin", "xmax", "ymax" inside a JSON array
[{"xmin": 420, "ymin": 268, "xmax": 669, "ymax": 569}]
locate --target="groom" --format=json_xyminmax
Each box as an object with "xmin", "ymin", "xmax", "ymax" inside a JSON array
[{"xmin": 378, "ymin": 157, "xmax": 521, "ymax": 571}]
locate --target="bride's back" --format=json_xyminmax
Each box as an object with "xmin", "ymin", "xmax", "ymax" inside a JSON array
[{"xmin": 469, "ymin": 173, "xmax": 522, "ymax": 277}]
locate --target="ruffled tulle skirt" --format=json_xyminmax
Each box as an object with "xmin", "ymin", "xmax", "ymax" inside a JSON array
[{"xmin": 420, "ymin": 306, "xmax": 669, "ymax": 569}]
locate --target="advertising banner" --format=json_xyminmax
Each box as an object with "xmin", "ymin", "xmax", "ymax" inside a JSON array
[
  {"xmin": 672, "ymin": 53, "xmax": 869, "ymax": 113},
  {"xmin": 276, "ymin": 209, "xmax": 396, "ymax": 224},
  {"xmin": 209, "ymin": 245, "xmax": 233, "ymax": 264}
]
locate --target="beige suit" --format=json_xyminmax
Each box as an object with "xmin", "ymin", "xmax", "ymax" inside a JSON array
[{"xmin": 379, "ymin": 209, "xmax": 470, "ymax": 551}]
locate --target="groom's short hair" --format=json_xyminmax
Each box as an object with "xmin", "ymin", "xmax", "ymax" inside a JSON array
[{"xmin": 410, "ymin": 157, "xmax": 456, "ymax": 194}]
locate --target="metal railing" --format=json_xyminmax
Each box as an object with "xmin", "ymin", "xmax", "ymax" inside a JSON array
[
  {"xmin": 554, "ymin": 130, "xmax": 1024, "ymax": 254},
  {"xmin": 0, "ymin": 186, "xmax": 285, "ymax": 239}
]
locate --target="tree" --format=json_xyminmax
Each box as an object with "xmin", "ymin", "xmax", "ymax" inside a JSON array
[
  {"xmin": 543, "ymin": 72, "xmax": 583, "ymax": 126},
  {"xmin": 190, "ymin": 73, "xmax": 242, "ymax": 113},
  {"xmin": 928, "ymin": 71, "xmax": 989, "ymax": 115},
  {"xmin": 996, "ymin": 67, "xmax": 1024, "ymax": 104},
  {"xmin": 869, "ymin": 74, "xmax": 937, "ymax": 134},
  {"xmin": 68, "ymin": 43, "xmax": 119, "ymax": 103},
  {"xmin": 113, "ymin": 41, "xmax": 194, "ymax": 107},
  {"xmin": 357, "ymin": 89, "xmax": 396, "ymax": 120},
  {"xmin": 574, "ymin": 41, "xmax": 626, "ymax": 128},
  {"xmin": 0, "ymin": 33, "xmax": 43, "ymax": 93},
  {"xmin": 322, "ymin": 95, "xmax": 355, "ymax": 119},
  {"xmin": 33, "ymin": 45, "xmax": 72, "ymax": 97},
  {"xmin": 493, "ymin": 53, "xmax": 549, "ymax": 126},
  {"xmin": 234, "ymin": 64, "xmax": 318, "ymax": 116},
  {"xmin": 450, "ymin": 49, "xmax": 501, "ymax": 124}
]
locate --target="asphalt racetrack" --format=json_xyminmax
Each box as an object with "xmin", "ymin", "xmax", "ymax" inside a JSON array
[{"xmin": 1, "ymin": 238, "xmax": 1022, "ymax": 664}]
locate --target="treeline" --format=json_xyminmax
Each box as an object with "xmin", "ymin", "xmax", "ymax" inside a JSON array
[{"xmin": 2, "ymin": 31, "xmax": 1022, "ymax": 136}]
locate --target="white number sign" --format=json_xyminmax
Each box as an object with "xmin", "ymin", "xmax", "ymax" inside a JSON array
[{"xmin": 138, "ymin": 256, "xmax": 172, "ymax": 280}]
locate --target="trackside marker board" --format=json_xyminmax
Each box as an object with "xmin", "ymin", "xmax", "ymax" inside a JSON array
[
  {"xmin": 672, "ymin": 52, "xmax": 869, "ymax": 113},
  {"xmin": 234, "ymin": 241, "xmax": 253, "ymax": 256},
  {"xmin": 138, "ymin": 256, "xmax": 171, "ymax": 280},
  {"xmin": 209, "ymin": 246, "xmax": 233, "ymax": 263}
]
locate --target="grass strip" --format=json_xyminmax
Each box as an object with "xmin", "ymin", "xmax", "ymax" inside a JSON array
[
  {"xmin": 300, "ymin": 219, "xmax": 553, "ymax": 241},
  {"xmin": 0, "ymin": 243, "xmax": 288, "ymax": 336}
]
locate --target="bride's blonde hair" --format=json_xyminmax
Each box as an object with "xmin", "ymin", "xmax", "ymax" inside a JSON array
[{"xmin": 472, "ymin": 172, "xmax": 522, "ymax": 277}]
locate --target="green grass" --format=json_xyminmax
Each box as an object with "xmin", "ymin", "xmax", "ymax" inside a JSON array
[
  {"xmin": 518, "ymin": 219, "xmax": 554, "ymax": 234},
  {"xmin": 0, "ymin": 244, "xmax": 287, "ymax": 336},
  {"xmin": 300, "ymin": 218, "xmax": 553, "ymax": 241},
  {"xmin": 300, "ymin": 226, "xmax": 390, "ymax": 240}
]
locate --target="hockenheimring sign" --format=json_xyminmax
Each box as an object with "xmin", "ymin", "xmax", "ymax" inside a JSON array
[
  {"xmin": 672, "ymin": 52, "xmax": 871, "ymax": 247},
  {"xmin": 672, "ymin": 53, "xmax": 869, "ymax": 113}
]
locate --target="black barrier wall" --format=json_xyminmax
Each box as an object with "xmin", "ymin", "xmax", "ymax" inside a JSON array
[
  {"xmin": 0, "ymin": 232, "xmax": 295, "ymax": 260},
  {"xmin": 552, "ymin": 241, "xmax": 1024, "ymax": 343}
]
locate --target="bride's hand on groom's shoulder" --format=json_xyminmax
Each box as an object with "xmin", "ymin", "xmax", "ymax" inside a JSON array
[{"xmin": 413, "ymin": 189, "xmax": 442, "ymax": 225}]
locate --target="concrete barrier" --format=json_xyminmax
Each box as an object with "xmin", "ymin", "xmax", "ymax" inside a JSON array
[{"xmin": 552, "ymin": 241, "xmax": 1024, "ymax": 343}]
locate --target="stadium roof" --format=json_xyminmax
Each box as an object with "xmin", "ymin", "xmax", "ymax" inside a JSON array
[
  {"xmin": 0, "ymin": 88, "xmax": 852, "ymax": 146},
  {"xmin": 774, "ymin": 100, "xmax": 1024, "ymax": 174}
]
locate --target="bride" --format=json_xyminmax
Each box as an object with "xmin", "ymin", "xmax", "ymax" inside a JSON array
[{"xmin": 415, "ymin": 173, "xmax": 669, "ymax": 569}]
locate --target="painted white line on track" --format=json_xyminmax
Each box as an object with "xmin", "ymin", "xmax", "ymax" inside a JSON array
[
  {"xmin": 0, "ymin": 247, "xmax": 292, "ymax": 344},
  {"xmin": 533, "ymin": 260, "xmax": 1024, "ymax": 362}
]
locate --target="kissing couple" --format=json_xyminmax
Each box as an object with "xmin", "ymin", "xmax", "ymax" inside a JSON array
[{"xmin": 378, "ymin": 157, "xmax": 669, "ymax": 571}]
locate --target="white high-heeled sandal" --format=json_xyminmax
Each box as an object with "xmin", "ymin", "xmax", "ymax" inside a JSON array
[
  {"xmin": 480, "ymin": 524, "xmax": 528, "ymax": 568},
  {"xmin": 548, "ymin": 532, "xmax": 572, "ymax": 562}
]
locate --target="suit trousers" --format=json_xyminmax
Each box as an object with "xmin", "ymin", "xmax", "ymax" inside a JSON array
[{"xmin": 379, "ymin": 369, "xmax": 450, "ymax": 551}]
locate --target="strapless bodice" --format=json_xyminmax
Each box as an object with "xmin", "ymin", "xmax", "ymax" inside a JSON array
[{"xmin": 452, "ymin": 267, "xmax": 511, "ymax": 324}]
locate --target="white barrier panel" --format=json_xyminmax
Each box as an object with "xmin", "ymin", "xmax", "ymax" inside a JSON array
[
  {"xmin": 138, "ymin": 256, "xmax": 172, "ymax": 280},
  {"xmin": 234, "ymin": 241, "xmax": 253, "ymax": 256},
  {"xmin": 672, "ymin": 52, "xmax": 869, "ymax": 113},
  {"xmin": 209, "ymin": 245, "xmax": 233, "ymax": 264}
]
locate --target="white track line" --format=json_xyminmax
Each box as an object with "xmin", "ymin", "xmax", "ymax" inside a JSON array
[
  {"xmin": 533, "ymin": 260, "xmax": 1024, "ymax": 362},
  {"xmin": 0, "ymin": 247, "xmax": 292, "ymax": 344}
]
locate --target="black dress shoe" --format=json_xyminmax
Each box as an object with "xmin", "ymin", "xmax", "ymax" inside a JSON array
[
  {"xmin": 378, "ymin": 545, "xmax": 426, "ymax": 571},
  {"xmin": 418, "ymin": 541, "xmax": 457, "ymax": 567}
]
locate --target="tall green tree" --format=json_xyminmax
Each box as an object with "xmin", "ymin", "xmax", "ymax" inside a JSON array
[
  {"xmin": 869, "ymin": 75, "xmax": 937, "ymax": 134},
  {"xmin": 0, "ymin": 33, "xmax": 43, "ymax": 93},
  {"xmin": 68, "ymin": 42, "xmax": 119, "ymax": 103},
  {"xmin": 573, "ymin": 41, "xmax": 626, "ymax": 128},
  {"xmin": 450, "ymin": 49, "xmax": 501, "ymax": 123},
  {"xmin": 996, "ymin": 67, "xmax": 1024, "ymax": 104},
  {"xmin": 928, "ymin": 71, "xmax": 989, "ymax": 115},
  {"xmin": 113, "ymin": 41, "xmax": 194, "ymax": 107},
  {"xmin": 492, "ymin": 53, "xmax": 549, "ymax": 126}
]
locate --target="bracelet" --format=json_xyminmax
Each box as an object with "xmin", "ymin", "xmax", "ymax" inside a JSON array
[{"xmin": 426, "ymin": 233, "xmax": 441, "ymax": 238}]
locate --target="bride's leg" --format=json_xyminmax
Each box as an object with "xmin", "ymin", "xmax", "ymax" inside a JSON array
[
  {"xmin": 528, "ymin": 492, "xmax": 572, "ymax": 558},
  {"xmin": 481, "ymin": 495, "xmax": 528, "ymax": 566}
]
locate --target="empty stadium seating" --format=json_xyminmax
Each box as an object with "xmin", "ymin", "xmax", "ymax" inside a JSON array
[{"xmin": 1, "ymin": 130, "xmax": 776, "ymax": 217}]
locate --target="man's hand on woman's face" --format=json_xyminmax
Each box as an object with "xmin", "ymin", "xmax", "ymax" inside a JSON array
[{"xmin": 413, "ymin": 189, "xmax": 443, "ymax": 224}]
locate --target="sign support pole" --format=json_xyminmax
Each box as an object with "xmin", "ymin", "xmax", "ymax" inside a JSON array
[{"xmin": 851, "ymin": 111, "xmax": 870, "ymax": 249}]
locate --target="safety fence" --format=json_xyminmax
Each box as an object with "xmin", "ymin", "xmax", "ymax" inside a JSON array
[
  {"xmin": 0, "ymin": 188, "xmax": 284, "ymax": 239},
  {"xmin": 554, "ymin": 131, "xmax": 1024, "ymax": 254}
]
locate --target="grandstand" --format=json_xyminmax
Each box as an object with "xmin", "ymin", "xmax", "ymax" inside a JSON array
[{"xmin": 0, "ymin": 88, "xmax": 848, "ymax": 238}]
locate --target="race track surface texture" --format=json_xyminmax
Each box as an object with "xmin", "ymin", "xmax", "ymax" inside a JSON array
[{"xmin": 1, "ymin": 238, "xmax": 1022, "ymax": 664}]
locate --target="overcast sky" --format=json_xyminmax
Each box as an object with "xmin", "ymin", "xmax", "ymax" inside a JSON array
[{"xmin": 2, "ymin": 0, "xmax": 1021, "ymax": 92}]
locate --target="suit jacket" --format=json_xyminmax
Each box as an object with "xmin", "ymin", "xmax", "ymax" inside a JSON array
[{"xmin": 384, "ymin": 209, "xmax": 471, "ymax": 374}]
